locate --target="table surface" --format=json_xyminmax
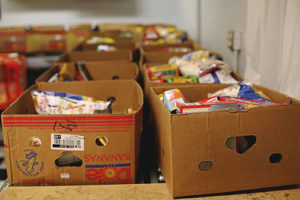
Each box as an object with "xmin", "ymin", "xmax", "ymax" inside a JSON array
[{"xmin": 0, "ymin": 183, "xmax": 300, "ymax": 200}]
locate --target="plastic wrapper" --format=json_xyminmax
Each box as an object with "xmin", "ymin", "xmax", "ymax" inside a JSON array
[
  {"xmin": 198, "ymin": 69, "xmax": 238, "ymax": 84},
  {"xmin": 237, "ymin": 83, "xmax": 270, "ymax": 102},
  {"xmin": 208, "ymin": 82, "xmax": 270, "ymax": 100},
  {"xmin": 170, "ymin": 55, "xmax": 233, "ymax": 79},
  {"xmin": 96, "ymin": 45, "xmax": 117, "ymax": 52},
  {"xmin": 32, "ymin": 90, "xmax": 112, "ymax": 115},
  {"xmin": 85, "ymin": 36, "xmax": 115, "ymax": 44},
  {"xmin": 147, "ymin": 64, "xmax": 179, "ymax": 79}
]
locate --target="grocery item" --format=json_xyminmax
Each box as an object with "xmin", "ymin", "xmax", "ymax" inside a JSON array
[
  {"xmin": 208, "ymin": 82, "xmax": 271, "ymax": 100},
  {"xmin": 219, "ymin": 96, "xmax": 282, "ymax": 109},
  {"xmin": 85, "ymin": 36, "xmax": 115, "ymax": 44},
  {"xmin": 147, "ymin": 64, "xmax": 179, "ymax": 79},
  {"xmin": 119, "ymin": 32, "xmax": 133, "ymax": 38},
  {"xmin": 32, "ymin": 90, "xmax": 112, "ymax": 115},
  {"xmin": 96, "ymin": 45, "xmax": 117, "ymax": 52},
  {"xmin": 198, "ymin": 69, "xmax": 238, "ymax": 84},
  {"xmin": 176, "ymin": 101, "xmax": 238, "ymax": 114},
  {"xmin": 164, "ymin": 75, "xmax": 198, "ymax": 83},
  {"xmin": 163, "ymin": 89, "xmax": 186, "ymax": 113},
  {"xmin": 156, "ymin": 47, "xmax": 192, "ymax": 53},
  {"xmin": 237, "ymin": 83, "xmax": 270, "ymax": 102},
  {"xmin": 75, "ymin": 61, "xmax": 93, "ymax": 81},
  {"xmin": 59, "ymin": 63, "xmax": 71, "ymax": 81}
]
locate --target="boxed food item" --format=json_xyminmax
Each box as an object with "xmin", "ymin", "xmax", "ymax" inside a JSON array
[
  {"xmin": 56, "ymin": 50, "xmax": 133, "ymax": 63},
  {"xmin": 0, "ymin": 27, "xmax": 26, "ymax": 52},
  {"xmin": 149, "ymin": 83, "xmax": 300, "ymax": 197},
  {"xmin": 36, "ymin": 61, "xmax": 139, "ymax": 83},
  {"xmin": 1, "ymin": 80, "xmax": 143, "ymax": 186}
]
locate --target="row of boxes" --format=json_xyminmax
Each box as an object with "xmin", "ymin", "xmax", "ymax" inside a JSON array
[{"xmin": 1, "ymin": 23, "xmax": 300, "ymax": 198}]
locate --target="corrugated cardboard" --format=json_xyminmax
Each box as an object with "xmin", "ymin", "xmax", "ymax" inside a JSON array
[
  {"xmin": 36, "ymin": 61, "xmax": 139, "ymax": 82},
  {"xmin": 1, "ymin": 184, "xmax": 300, "ymax": 200},
  {"xmin": 56, "ymin": 50, "xmax": 133, "ymax": 63},
  {"xmin": 66, "ymin": 24, "xmax": 91, "ymax": 51},
  {"xmin": 149, "ymin": 84, "xmax": 300, "ymax": 197},
  {"xmin": 25, "ymin": 26, "xmax": 67, "ymax": 53},
  {"xmin": 140, "ymin": 42, "xmax": 206, "ymax": 66},
  {"xmin": 77, "ymin": 42, "xmax": 136, "ymax": 51},
  {"xmin": 0, "ymin": 27, "xmax": 26, "ymax": 53},
  {"xmin": 1, "ymin": 80, "xmax": 143, "ymax": 186}
]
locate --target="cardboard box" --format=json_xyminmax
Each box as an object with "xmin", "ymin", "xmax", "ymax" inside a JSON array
[
  {"xmin": 140, "ymin": 42, "xmax": 205, "ymax": 66},
  {"xmin": 87, "ymin": 32, "xmax": 134, "ymax": 43},
  {"xmin": 1, "ymin": 183, "xmax": 300, "ymax": 200},
  {"xmin": 149, "ymin": 84, "xmax": 300, "ymax": 197},
  {"xmin": 56, "ymin": 50, "xmax": 133, "ymax": 63},
  {"xmin": 26, "ymin": 26, "xmax": 66, "ymax": 53},
  {"xmin": 0, "ymin": 27, "xmax": 26, "ymax": 53},
  {"xmin": 36, "ymin": 61, "xmax": 139, "ymax": 83},
  {"xmin": 99, "ymin": 24, "xmax": 143, "ymax": 32},
  {"xmin": 140, "ymin": 64, "xmax": 244, "ymax": 105},
  {"xmin": 66, "ymin": 24, "xmax": 91, "ymax": 51},
  {"xmin": 1, "ymin": 80, "xmax": 143, "ymax": 186},
  {"xmin": 76, "ymin": 41, "xmax": 136, "ymax": 51}
]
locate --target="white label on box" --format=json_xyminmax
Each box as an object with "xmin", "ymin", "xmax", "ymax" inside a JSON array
[
  {"xmin": 51, "ymin": 133, "xmax": 84, "ymax": 151},
  {"xmin": 61, "ymin": 173, "xmax": 70, "ymax": 179}
]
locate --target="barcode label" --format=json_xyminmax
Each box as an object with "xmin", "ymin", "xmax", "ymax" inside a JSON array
[{"xmin": 51, "ymin": 133, "xmax": 84, "ymax": 151}]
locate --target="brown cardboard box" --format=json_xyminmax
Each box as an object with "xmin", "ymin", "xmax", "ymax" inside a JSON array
[
  {"xmin": 36, "ymin": 61, "xmax": 139, "ymax": 82},
  {"xmin": 1, "ymin": 80, "xmax": 143, "ymax": 186},
  {"xmin": 76, "ymin": 41, "xmax": 136, "ymax": 51},
  {"xmin": 140, "ymin": 64, "xmax": 244, "ymax": 105},
  {"xmin": 99, "ymin": 24, "xmax": 143, "ymax": 32},
  {"xmin": 1, "ymin": 183, "xmax": 300, "ymax": 200},
  {"xmin": 87, "ymin": 32, "xmax": 134, "ymax": 43},
  {"xmin": 0, "ymin": 27, "xmax": 26, "ymax": 52},
  {"xmin": 56, "ymin": 50, "xmax": 133, "ymax": 63},
  {"xmin": 26, "ymin": 26, "xmax": 66, "ymax": 53},
  {"xmin": 66, "ymin": 24, "xmax": 91, "ymax": 51},
  {"xmin": 149, "ymin": 84, "xmax": 300, "ymax": 197},
  {"xmin": 140, "ymin": 42, "xmax": 205, "ymax": 66}
]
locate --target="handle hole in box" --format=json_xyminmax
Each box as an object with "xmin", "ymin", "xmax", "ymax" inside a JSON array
[
  {"xmin": 95, "ymin": 137, "xmax": 109, "ymax": 146},
  {"xmin": 55, "ymin": 152, "xmax": 82, "ymax": 167},
  {"xmin": 225, "ymin": 135, "xmax": 256, "ymax": 154},
  {"xmin": 198, "ymin": 161, "xmax": 213, "ymax": 171},
  {"xmin": 269, "ymin": 153, "xmax": 282, "ymax": 164}
]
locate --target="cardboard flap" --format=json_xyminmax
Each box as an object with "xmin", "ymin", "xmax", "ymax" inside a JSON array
[{"xmin": 58, "ymin": 50, "xmax": 132, "ymax": 62}]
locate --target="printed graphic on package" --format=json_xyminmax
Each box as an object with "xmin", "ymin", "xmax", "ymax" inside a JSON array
[{"xmin": 16, "ymin": 149, "xmax": 44, "ymax": 176}]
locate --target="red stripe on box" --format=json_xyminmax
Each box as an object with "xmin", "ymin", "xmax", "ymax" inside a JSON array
[
  {"xmin": 3, "ymin": 120, "xmax": 133, "ymax": 125},
  {"xmin": 3, "ymin": 123, "xmax": 133, "ymax": 128}
]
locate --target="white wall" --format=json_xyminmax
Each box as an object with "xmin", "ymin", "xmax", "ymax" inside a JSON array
[
  {"xmin": 199, "ymin": 0, "xmax": 247, "ymax": 75},
  {"xmin": 0, "ymin": 0, "xmax": 199, "ymax": 41}
]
